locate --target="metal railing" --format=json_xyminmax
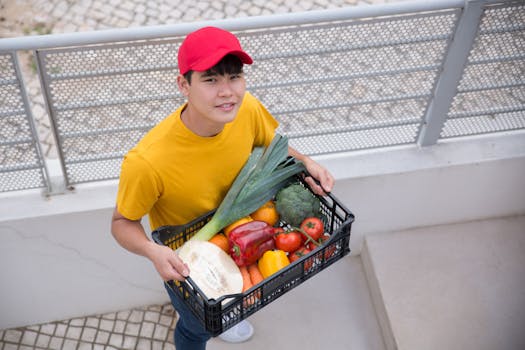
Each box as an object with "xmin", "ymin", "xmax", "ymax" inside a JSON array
[{"xmin": 0, "ymin": 0, "xmax": 524, "ymax": 194}]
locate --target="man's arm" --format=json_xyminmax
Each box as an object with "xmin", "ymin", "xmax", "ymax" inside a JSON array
[
  {"xmin": 288, "ymin": 146, "xmax": 334, "ymax": 196},
  {"xmin": 111, "ymin": 208, "xmax": 189, "ymax": 281}
]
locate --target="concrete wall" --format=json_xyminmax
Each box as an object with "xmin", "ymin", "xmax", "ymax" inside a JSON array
[
  {"xmin": 1, "ymin": 131, "xmax": 524, "ymax": 329},
  {"xmin": 321, "ymin": 131, "xmax": 525, "ymax": 253}
]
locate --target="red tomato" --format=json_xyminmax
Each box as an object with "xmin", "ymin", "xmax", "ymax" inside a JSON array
[
  {"xmin": 289, "ymin": 246, "xmax": 310, "ymax": 262},
  {"xmin": 289, "ymin": 246, "xmax": 313, "ymax": 269},
  {"xmin": 274, "ymin": 230, "xmax": 303, "ymax": 253},
  {"xmin": 306, "ymin": 235, "xmax": 335, "ymax": 260},
  {"xmin": 319, "ymin": 235, "xmax": 336, "ymax": 260},
  {"xmin": 300, "ymin": 217, "xmax": 324, "ymax": 241},
  {"xmin": 306, "ymin": 240, "xmax": 318, "ymax": 251},
  {"xmin": 306, "ymin": 234, "xmax": 328, "ymax": 250}
]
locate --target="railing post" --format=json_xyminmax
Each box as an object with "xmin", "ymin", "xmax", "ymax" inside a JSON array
[
  {"xmin": 34, "ymin": 50, "xmax": 70, "ymax": 195},
  {"xmin": 417, "ymin": 0, "xmax": 485, "ymax": 146},
  {"xmin": 10, "ymin": 51, "xmax": 52, "ymax": 194}
]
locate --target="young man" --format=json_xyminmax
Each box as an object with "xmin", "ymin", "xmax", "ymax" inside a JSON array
[{"xmin": 111, "ymin": 26, "xmax": 334, "ymax": 349}]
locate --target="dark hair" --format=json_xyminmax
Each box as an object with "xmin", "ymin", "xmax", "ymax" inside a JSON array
[{"xmin": 183, "ymin": 54, "xmax": 244, "ymax": 84}]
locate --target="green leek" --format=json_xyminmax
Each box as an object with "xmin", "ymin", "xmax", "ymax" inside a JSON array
[{"xmin": 191, "ymin": 134, "xmax": 305, "ymax": 241}]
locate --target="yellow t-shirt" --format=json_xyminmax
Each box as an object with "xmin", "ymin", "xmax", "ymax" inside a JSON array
[{"xmin": 116, "ymin": 92, "xmax": 278, "ymax": 230}]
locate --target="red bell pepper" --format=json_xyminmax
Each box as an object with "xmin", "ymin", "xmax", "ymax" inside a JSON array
[{"xmin": 228, "ymin": 220, "xmax": 276, "ymax": 266}]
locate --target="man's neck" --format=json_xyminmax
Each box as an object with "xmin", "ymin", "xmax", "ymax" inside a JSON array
[{"xmin": 180, "ymin": 106, "xmax": 223, "ymax": 137}]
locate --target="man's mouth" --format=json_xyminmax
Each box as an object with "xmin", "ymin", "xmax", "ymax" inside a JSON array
[{"xmin": 217, "ymin": 103, "xmax": 235, "ymax": 111}]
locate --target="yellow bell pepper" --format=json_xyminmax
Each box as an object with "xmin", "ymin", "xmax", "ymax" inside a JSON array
[{"xmin": 258, "ymin": 250, "xmax": 290, "ymax": 279}]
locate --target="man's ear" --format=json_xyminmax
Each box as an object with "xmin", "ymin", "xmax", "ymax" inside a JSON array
[{"xmin": 177, "ymin": 75, "xmax": 190, "ymax": 97}]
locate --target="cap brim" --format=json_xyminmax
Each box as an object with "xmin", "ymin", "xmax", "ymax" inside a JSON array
[{"xmin": 190, "ymin": 49, "xmax": 253, "ymax": 72}]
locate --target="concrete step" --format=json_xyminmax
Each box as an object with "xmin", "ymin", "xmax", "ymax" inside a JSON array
[
  {"xmin": 362, "ymin": 215, "xmax": 525, "ymax": 350},
  {"xmin": 209, "ymin": 255, "xmax": 386, "ymax": 350}
]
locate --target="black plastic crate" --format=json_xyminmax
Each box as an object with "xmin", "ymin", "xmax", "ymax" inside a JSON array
[{"xmin": 151, "ymin": 180, "xmax": 354, "ymax": 336}]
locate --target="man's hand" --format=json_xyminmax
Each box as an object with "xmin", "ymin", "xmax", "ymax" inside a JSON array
[
  {"xmin": 146, "ymin": 242, "xmax": 190, "ymax": 282},
  {"xmin": 301, "ymin": 157, "xmax": 334, "ymax": 196},
  {"xmin": 288, "ymin": 146, "xmax": 334, "ymax": 196},
  {"xmin": 111, "ymin": 208, "xmax": 189, "ymax": 282}
]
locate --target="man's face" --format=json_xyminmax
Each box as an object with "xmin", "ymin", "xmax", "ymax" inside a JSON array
[{"xmin": 178, "ymin": 70, "xmax": 246, "ymax": 136}]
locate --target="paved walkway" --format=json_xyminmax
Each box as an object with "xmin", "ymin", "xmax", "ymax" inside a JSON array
[
  {"xmin": 0, "ymin": 304, "xmax": 177, "ymax": 350},
  {"xmin": 1, "ymin": 0, "xmax": 395, "ymax": 37}
]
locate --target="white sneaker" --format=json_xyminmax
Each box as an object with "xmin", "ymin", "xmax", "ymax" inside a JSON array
[{"xmin": 218, "ymin": 320, "xmax": 254, "ymax": 343}]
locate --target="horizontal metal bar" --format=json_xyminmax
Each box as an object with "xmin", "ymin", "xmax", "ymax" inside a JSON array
[
  {"xmin": 0, "ymin": 138, "xmax": 34, "ymax": 146},
  {"xmin": 272, "ymin": 93, "xmax": 430, "ymax": 115},
  {"xmin": 286, "ymin": 117, "xmax": 422, "ymax": 139},
  {"xmin": 37, "ymin": 35, "xmax": 176, "ymax": 56},
  {"xmin": 468, "ymin": 54, "xmax": 525, "ymax": 66},
  {"xmin": 60, "ymin": 124, "xmax": 153, "ymax": 139},
  {"xmin": 249, "ymin": 65, "xmax": 440, "ymax": 91},
  {"xmin": 0, "ymin": 78, "xmax": 18, "ymax": 86},
  {"xmin": 65, "ymin": 153, "xmax": 124, "ymax": 164},
  {"xmin": 254, "ymin": 34, "xmax": 451, "ymax": 62},
  {"xmin": 483, "ymin": 0, "xmax": 525, "ymax": 6},
  {"xmin": 47, "ymin": 63, "xmax": 178, "ymax": 81},
  {"xmin": 440, "ymin": 127, "xmax": 525, "ymax": 141},
  {"xmin": 0, "ymin": 0, "xmax": 464, "ymax": 52},
  {"xmin": 0, "ymin": 109, "xmax": 26, "ymax": 118},
  {"xmin": 54, "ymin": 93, "xmax": 179, "ymax": 111},
  {"xmin": 457, "ymin": 81, "xmax": 525, "ymax": 94},
  {"xmin": 479, "ymin": 23, "xmax": 525, "ymax": 36},
  {"xmin": 0, "ymin": 163, "xmax": 42, "ymax": 172},
  {"xmin": 448, "ymin": 105, "xmax": 525, "ymax": 119}
]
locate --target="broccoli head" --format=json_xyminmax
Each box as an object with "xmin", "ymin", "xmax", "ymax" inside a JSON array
[{"xmin": 275, "ymin": 183, "xmax": 320, "ymax": 226}]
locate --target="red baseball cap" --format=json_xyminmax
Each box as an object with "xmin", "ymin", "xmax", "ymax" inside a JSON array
[{"xmin": 178, "ymin": 26, "xmax": 253, "ymax": 75}]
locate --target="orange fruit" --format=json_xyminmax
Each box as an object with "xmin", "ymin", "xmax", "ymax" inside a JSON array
[
  {"xmin": 209, "ymin": 233, "xmax": 230, "ymax": 253},
  {"xmin": 250, "ymin": 200, "xmax": 279, "ymax": 226},
  {"xmin": 223, "ymin": 216, "xmax": 253, "ymax": 237}
]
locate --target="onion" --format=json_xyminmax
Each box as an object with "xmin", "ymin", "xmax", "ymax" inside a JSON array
[{"xmin": 178, "ymin": 240, "xmax": 243, "ymax": 300}]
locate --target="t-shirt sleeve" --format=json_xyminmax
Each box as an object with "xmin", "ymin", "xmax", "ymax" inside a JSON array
[{"xmin": 116, "ymin": 151, "xmax": 162, "ymax": 221}]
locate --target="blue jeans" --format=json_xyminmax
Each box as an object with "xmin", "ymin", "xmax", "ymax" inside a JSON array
[{"xmin": 165, "ymin": 283, "xmax": 212, "ymax": 350}]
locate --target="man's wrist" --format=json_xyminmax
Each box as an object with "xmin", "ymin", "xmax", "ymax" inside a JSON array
[{"xmin": 143, "ymin": 240, "xmax": 160, "ymax": 260}]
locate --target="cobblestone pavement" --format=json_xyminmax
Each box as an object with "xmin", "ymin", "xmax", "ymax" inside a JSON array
[
  {"xmin": 0, "ymin": 1, "xmax": 399, "ymax": 349},
  {"xmin": 0, "ymin": 0, "xmax": 402, "ymax": 158},
  {"xmin": 0, "ymin": 304, "xmax": 177, "ymax": 350},
  {"xmin": 0, "ymin": 0, "xmax": 396, "ymax": 37}
]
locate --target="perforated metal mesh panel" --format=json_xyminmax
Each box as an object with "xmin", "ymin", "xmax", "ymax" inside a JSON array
[
  {"xmin": 0, "ymin": 52, "xmax": 46, "ymax": 192},
  {"xmin": 37, "ymin": 10, "xmax": 459, "ymax": 185},
  {"xmin": 441, "ymin": 1, "xmax": 525, "ymax": 138},
  {"xmin": 241, "ymin": 12, "xmax": 459, "ymax": 154},
  {"xmin": 37, "ymin": 39, "xmax": 184, "ymax": 185}
]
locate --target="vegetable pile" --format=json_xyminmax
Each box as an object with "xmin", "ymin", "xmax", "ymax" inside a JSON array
[
  {"xmin": 177, "ymin": 135, "xmax": 336, "ymax": 301},
  {"xmin": 196, "ymin": 187, "xmax": 335, "ymax": 300},
  {"xmin": 205, "ymin": 181, "xmax": 336, "ymax": 297}
]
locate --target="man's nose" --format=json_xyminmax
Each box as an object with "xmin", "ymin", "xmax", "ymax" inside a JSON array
[{"xmin": 217, "ymin": 79, "xmax": 233, "ymax": 95}]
